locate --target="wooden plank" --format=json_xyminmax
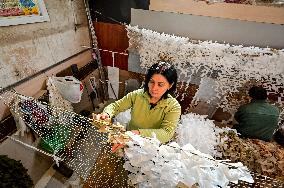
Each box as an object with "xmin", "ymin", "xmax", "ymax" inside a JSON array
[
  {"xmin": 114, "ymin": 53, "xmax": 128, "ymax": 71},
  {"xmin": 0, "ymin": 116, "xmax": 17, "ymax": 142},
  {"xmin": 94, "ymin": 22, "xmax": 129, "ymax": 52},
  {"xmin": 94, "ymin": 22, "xmax": 129, "ymax": 70},
  {"xmin": 100, "ymin": 50, "xmax": 114, "ymax": 67},
  {"xmin": 150, "ymin": 0, "xmax": 284, "ymax": 24},
  {"xmin": 99, "ymin": 47, "xmax": 129, "ymax": 70}
]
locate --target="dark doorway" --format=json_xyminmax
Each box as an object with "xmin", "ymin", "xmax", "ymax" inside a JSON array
[{"xmin": 89, "ymin": 0, "xmax": 150, "ymax": 24}]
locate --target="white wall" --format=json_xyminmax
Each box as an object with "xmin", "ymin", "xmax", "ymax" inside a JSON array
[
  {"xmin": 0, "ymin": 1, "xmax": 93, "ymax": 184},
  {"xmin": 131, "ymin": 9, "xmax": 284, "ymax": 49},
  {"xmin": 128, "ymin": 9, "xmax": 284, "ymax": 72},
  {"xmin": 150, "ymin": 0, "xmax": 284, "ymax": 25}
]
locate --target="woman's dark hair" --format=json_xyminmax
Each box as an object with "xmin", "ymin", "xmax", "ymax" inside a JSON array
[
  {"xmin": 249, "ymin": 86, "xmax": 267, "ymax": 100},
  {"xmin": 144, "ymin": 62, "xmax": 178, "ymax": 98}
]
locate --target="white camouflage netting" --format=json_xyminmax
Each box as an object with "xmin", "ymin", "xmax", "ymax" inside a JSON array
[{"xmin": 126, "ymin": 25, "xmax": 284, "ymax": 121}]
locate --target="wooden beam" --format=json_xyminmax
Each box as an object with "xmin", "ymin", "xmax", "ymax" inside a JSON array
[{"xmin": 150, "ymin": 0, "xmax": 284, "ymax": 25}]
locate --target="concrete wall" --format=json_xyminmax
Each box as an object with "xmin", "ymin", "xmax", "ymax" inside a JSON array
[
  {"xmin": 0, "ymin": 1, "xmax": 93, "ymax": 184},
  {"xmin": 150, "ymin": 0, "xmax": 284, "ymax": 25},
  {"xmin": 128, "ymin": 9, "xmax": 284, "ymax": 117},
  {"xmin": 131, "ymin": 9, "xmax": 284, "ymax": 49},
  {"xmin": 0, "ymin": 0, "xmax": 91, "ymax": 89}
]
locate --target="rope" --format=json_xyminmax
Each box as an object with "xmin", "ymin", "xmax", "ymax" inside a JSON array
[{"xmin": 8, "ymin": 136, "xmax": 63, "ymax": 167}]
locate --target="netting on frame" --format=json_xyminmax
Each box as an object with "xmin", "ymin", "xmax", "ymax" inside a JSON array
[
  {"xmin": 0, "ymin": 89, "xmax": 114, "ymax": 184},
  {"xmin": 1, "ymin": 89, "xmax": 284, "ymax": 187}
]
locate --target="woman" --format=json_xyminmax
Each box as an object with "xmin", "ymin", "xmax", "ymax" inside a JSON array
[
  {"xmin": 84, "ymin": 62, "xmax": 181, "ymax": 187},
  {"xmin": 99, "ymin": 61, "xmax": 181, "ymax": 145}
]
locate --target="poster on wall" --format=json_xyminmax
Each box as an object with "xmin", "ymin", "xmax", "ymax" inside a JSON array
[{"xmin": 0, "ymin": 0, "xmax": 50, "ymax": 26}]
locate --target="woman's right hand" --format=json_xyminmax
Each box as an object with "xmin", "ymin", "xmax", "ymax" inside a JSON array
[
  {"xmin": 98, "ymin": 112, "xmax": 109, "ymax": 120},
  {"xmin": 93, "ymin": 112, "xmax": 110, "ymax": 121}
]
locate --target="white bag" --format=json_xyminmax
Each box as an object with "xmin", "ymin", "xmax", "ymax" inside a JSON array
[{"xmin": 53, "ymin": 76, "xmax": 84, "ymax": 103}]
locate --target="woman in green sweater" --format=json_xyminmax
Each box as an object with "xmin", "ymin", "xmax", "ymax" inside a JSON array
[{"xmin": 99, "ymin": 62, "xmax": 181, "ymax": 150}]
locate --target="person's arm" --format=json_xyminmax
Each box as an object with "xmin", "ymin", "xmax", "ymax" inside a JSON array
[
  {"xmin": 103, "ymin": 90, "xmax": 137, "ymax": 118},
  {"xmin": 139, "ymin": 100, "xmax": 181, "ymax": 143}
]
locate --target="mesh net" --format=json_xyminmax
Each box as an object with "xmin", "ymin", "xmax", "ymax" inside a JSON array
[
  {"xmin": 0, "ymin": 89, "xmax": 115, "ymax": 184},
  {"xmin": 1, "ymin": 89, "xmax": 283, "ymax": 187}
]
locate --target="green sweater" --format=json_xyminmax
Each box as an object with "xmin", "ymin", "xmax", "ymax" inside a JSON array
[
  {"xmin": 234, "ymin": 100, "xmax": 280, "ymax": 141},
  {"xmin": 103, "ymin": 89, "xmax": 181, "ymax": 143}
]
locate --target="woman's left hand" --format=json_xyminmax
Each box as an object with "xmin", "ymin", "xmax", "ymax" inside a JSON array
[{"xmin": 111, "ymin": 130, "xmax": 140, "ymax": 153}]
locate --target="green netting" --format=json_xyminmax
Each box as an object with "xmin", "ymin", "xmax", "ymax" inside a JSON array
[{"xmin": 40, "ymin": 124, "xmax": 71, "ymax": 153}]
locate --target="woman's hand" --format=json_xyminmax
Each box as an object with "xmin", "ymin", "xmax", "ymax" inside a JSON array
[
  {"xmin": 93, "ymin": 112, "xmax": 110, "ymax": 121},
  {"xmin": 111, "ymin": 130, "xmax": 140, "ymax": 153},
  {"xmin": 111, "ymin": 143, "xmax": 125, "ymax": 153},
  {"xmin": 131, "ymin": 130, "xmax": 140, "ymax": 135},
  {"xmin": 98, "ymin": 112, "xmax": 110, "ymax": 120},
  {"xmin": 92, "ymin": 113, "xmax": 112, "ymax": 129}
]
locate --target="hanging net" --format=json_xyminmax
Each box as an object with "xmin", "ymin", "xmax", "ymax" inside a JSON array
[{"xmin": 0, "ymin": 89, "xmax": 129, "ymax": 186}]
